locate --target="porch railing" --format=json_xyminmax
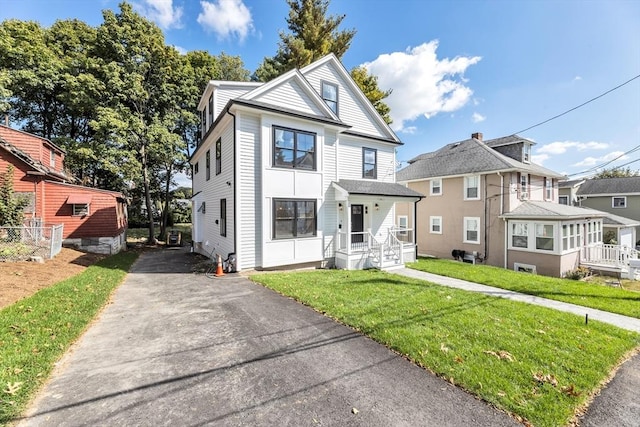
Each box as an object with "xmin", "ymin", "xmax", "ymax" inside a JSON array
[
  {"xmin": 389, "ymin": 227, "xmax": 414, "ymax": 245},
  {"xmin": 580, "ymin": 244, "xmax": 638, "ymax": 268}
]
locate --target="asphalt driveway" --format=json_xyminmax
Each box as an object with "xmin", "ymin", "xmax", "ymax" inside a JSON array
[{"xmin": 18, "ymin": 248, "xmax": 518, "ymax": 426}]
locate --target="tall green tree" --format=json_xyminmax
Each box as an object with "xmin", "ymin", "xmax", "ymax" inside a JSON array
[
  {"xmin": 593, "ymin": 167, "xmax": 639, "ymax": 179},
  {"xmin": 254, "ymin": 0, "xmax": 392, "ymax": 123}
]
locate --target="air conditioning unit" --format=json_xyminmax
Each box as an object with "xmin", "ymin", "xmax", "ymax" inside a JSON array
[{"xmin": 520, "ymin": 192, "xmax": 529, "ymax": 200}]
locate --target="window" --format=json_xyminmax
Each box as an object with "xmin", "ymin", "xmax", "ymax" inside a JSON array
[
  {"xmin": 220, "ymin": 199, "xmax": 226, "ymax": 237},
  {"xmin": 464, "ymin": 175, "xmax": 480, "ymax": 200},
  {"xmin": 430, "ymin": 216, "xmax": 442, "ymax": 234},
  {"xmin": 50, "ymin": 149, "xmax": 56, "ymax": 168},
  {"xmin": 215, "ymin": 138, "xmax": 221, "ymax": 175},
  {"xmin": 463, "ymin": 217, "xmax": 480, "ymax": 243},
  {"xmin": 587, "ymin": 220, "xmax": 602, "ymax": 244},
  {"xmin": 72, "ymin": 204, "xmax": 90, "ymax": 216},
  {"xmin": 363, "ymin": 148, "xmax": 377, "ymax": 179},
  {"xmin": 523, "ymin": 144, "xmax": 531, "ymax": 163},
  {"xmin": 612, "ymin": 197, "xmax": 626, "ymax": 208},
  {"xmin": 208, "ymin": 94, "xmax": 213, "ymax": 130},
  {"xmin": 201, "ymin": 109, "xmax": 206, "ymax": 137},
  {"xmin": 398, "ymin": 215, "xmax": 408, "ymax": 235},
  {"xmin": 511, "ymin": 223, "xmax": 528, "ymax": 248},
  {"xmin": 206, "ymin": 150, "xmax": 210, "ymax": 181},
  {"xmin": 322, "ymin": 81, "xmax": 338, "ymax": 114},
  {"xmin": 545, "ymin": 177, "xmax": 553, "ymax": 200},
  {"xmin": 273, "ymin": 127, "xmax": 316, "ymax": 170},
  {"xmin": 559, "ymin": 195, "xmax": 568, "ymax": 205},
  {"xmin": 430, "ymin": 178, "xmax": 442, "ymax": 196},
  {"xmin": 273, "ymin": 199, "xmax": 317, "ymax": 239},
  {"xmin": 194, "ymin": 161, "xmax": 199, "ymax": 174},
  {"xmin": 535, "ymin": 224, "xmax": 554, "ymax": 251},
  {"xmin": 514, "ymin": 263, "xmax": 536, "ymax": 274},
  {"xmin": 562, "ymin": 223, "xmax": 580, "ymax": 252},
  {"xmin": 519, "ymin": 173, "xmax": 529, "ymax": 199}
]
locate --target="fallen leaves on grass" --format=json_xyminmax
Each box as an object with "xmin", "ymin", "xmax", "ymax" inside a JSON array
[
  {"xmin": 483, "ymin": 350, "xmax": 514, "ymax": 362},
  {"xmin": 533, "ymin": 371, "xmax": 558, "ymax": 387},
  {"xmin": 4, "ymin": 382, "xmax": 23, "ymax": 395},
  {"xmin": 561, "ymin": 384, "xmax": 582, "ymax": 397}
]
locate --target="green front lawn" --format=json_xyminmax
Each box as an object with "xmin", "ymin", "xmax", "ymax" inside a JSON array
[
  {"xmin": 408, "ymin": 258, "xmax": 640, "ymax": 319},
  {"xmin": 0, "ymin": 251, "xmax": 139, "ymax": 425},
  {"xmin": 251, "ymin": 270, "xmax": 639, "ymax": 427}
]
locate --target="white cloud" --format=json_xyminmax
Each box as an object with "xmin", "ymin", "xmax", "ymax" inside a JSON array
[
  {"xmin": 363, "ymin": 41, "xmax": 481, "ymax": 132},
  {"xmin": 472, "ymin": 112, "xmax": 485, "ymax": 123},
  {"xmin": 197, "ymin": 0, "xmax": 253, "ymax": 42},
  {"xmin": 537, "ymin": 140, "xmax": 609, "ymax": 155},
  {"xmin": 531, "ymin": 154, "xmax": 549, "ymax": 165},
  {"xmin": 172, "ymin": 45, "xmax": 187, "ymax": 55},
  {"xmin": 400, "ymin": 126, "xmax": 417, "ymax": 135},
  {"xmin": 572, "ymin": 151, "xmax": 626, "ymax": 167},
  {"xmin": 574, "ymin": 76, "xmax": 582, "ymax": 81},
  {"xmin": 136, "ymin": 0, "xmax": 183, "ymax": 29}
]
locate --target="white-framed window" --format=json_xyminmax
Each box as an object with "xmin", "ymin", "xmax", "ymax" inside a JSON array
[
  {"xmin": 398, "ymin": 215, "xmax": 408, "ymax": 236},
  {"xmin": 586, "ymin": 220, "xmax": 602, "ymax": 244},
  {"xmin": 321, "ymin": 81, "xmax": 338, "ymax": 114},
  {"xmin": 558, "ymin": 195, "xmax": 568, "ymax": 205},
  {"xmin": 430, "ymin": 178, "xmax": 442, "ymax": 196},
  {"xmin": 523, "ymin": 144, "xmax": 531, "ymax": 163},
  {"xmin": 463, "ymin": 217, "xmax": 480, "ymax": 243},
  {"xmin": 511, "ymin": 222, "xmax": 528, "ymax": 248},
  {"xmin": 464, "ymin": 175, "xmax": 480, "ymax": 200},
  {"xmin": 545, "ymin": 177, "xmax": 553, "ymax": 200},
  {"xmin": 430, "ymin": 216, "xmax": 442, "ymax": 234},
  {"xmin": 612, "ymin": 196, "xmax": 626, "ymax": 208},
  {"xmin": 562, "ymin": 223, "xmax": 581, "ymax": 252},
  {"xmin": 72, "ymin": 204, "xmax": 90, "ymax": 216},
  {"xmin": 519, "ymin": 173, "xmax": 529, "ymax": 199},
  {"xmin": 535, "ymin": 224, "xmax": 554, "ymax": 251}
]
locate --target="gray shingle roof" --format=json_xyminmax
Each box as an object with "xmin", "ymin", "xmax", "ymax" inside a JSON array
[
  {"xmin": 484, "ymin": 134, "xmax": 536, "ymax": 147},
  {"xmin": 558, "ymin": 179, "xmax": 585, "ymax": 189},
  {"xmin": 576, "ymin": 177, "xmax": 640, "ymax": 196},
  {"xmin": 397, "ymin": 137, "xmax": 564, "ymax": 182},
  {"xmin": 501, "ymin": 201, "xmax": 607, "ymax": 219},
  {"xmin": 334, "ymin": 179, "xmax": 424, "ymax": 198}
]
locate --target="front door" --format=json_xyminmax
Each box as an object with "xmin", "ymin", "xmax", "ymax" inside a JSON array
[{"xmin": 351, "ymin": 204, "xmax": 364, "ymax": 243}]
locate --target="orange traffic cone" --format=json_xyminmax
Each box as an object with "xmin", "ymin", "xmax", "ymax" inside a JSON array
[{"xmin": 214, "ymin": 254, "xmax": 225, "ymax": 277}]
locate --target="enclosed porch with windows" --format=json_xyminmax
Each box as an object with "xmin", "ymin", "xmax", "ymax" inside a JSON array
[{"xmin": 331, "ymin": 179, "xmax": 423, "ymax": 270}]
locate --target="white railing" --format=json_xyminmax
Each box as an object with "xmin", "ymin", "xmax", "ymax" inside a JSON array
[
  {"xmin": 389, "ymin": 226, "xmax": 414, "ymax": 245},
  {"xmin": 580, "ymin": 244, "xmax": 638, "ymax": 268},
  {"xmin": 336, "ymin": 231, "xmax": 380, "ymax": 253}
]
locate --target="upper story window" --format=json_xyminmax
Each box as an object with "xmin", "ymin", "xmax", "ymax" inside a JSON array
[
  {"xmin": 206, "ymin": 149, "xmax": 211, "ymax": 181},
  {"xmin": 523, "ymin": 143, "xmax": 531, "ymax": 163},
  {"xmin": 322, "ymin": 81, "xmax": 338, "ymax": 114},
  {"xmin": 545, "ymin": 177, "xmax": 553, "ymax": 200},
  {"xmin": 363, "ymin": 148, "xmax": 377, "ymax": 179},
  {"xmin": 464, "ymin": 175, "xmax": 480, "ymax": 200},
  {"xmin": 519, "ymin": 173, "xmax": 529, "ymax": 199},
  {"xmin": 612, "ymin": 196, "xmax": 626, "ymax": 208},
  {"xmin": 558, "ymin": 195, "xmax": 568, "ymax": 205},
  {"xmin": 430, "ymin": 178, "xmax": 442, "ymax": 196},
  {"xmin": 201, "ymin": 109, "xmax": 206, "ymax": 137},
  {"xmin": 273, "ymin": 127, "xmax": 316, "ymax": 170},
  {"xmin": 215, "ymin": 138, "xmax": 221, "ymax": 175},
  {"xmin": 208, "ymin": 94, "xmax": 214, "ymax": 130},
  {"xmin": 193, "ymin": 161, "xmax": 199, "ymax": 174},
  {"xmin": 50, "ymin": 149, "xmax": 56, "ymax": 168}
]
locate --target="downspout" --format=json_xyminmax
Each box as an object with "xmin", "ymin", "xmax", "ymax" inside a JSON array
[
  {"xmin": 414, "ymin": 197, "xmax": 419, "ymax": 259},
  {"xmin": 484, "ymin": 174, "xmax": 489, "ymax": 261},
  {"xmin": 228, "ymin": 108, "xmax": 238, "ymax": 268},
  {"xmin": 497, "ymin": 172, "xmax": 507, "ymax": 269}
]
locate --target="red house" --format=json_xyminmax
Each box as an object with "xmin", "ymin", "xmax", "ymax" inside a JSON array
[{"xmin": 0, "ymin": 125, "xmax": 128, "ymax": 254}]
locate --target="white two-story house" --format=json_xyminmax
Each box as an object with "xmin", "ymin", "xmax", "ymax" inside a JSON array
[{"xmin": 190, "ymin": 54, "xmax": 423, "ymax": 271}]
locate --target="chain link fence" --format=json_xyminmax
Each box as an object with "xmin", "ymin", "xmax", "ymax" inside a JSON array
[{"xmin": 0, "ymin": 220, "xmax": 64, "ymax": 262}]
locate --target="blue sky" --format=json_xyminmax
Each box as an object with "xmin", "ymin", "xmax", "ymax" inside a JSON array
[{"xmin": 2, "ymin": 0, "xmax": 640, "ymax": 182}]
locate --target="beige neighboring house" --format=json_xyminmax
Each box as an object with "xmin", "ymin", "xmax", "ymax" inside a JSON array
[{"xmin": 397, "ymin": 133, "xmax": 611, "ymax": 277}]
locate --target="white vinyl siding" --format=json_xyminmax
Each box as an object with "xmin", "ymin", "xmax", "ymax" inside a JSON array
[
  {"xmin": 338, "ymin": 137, "xmax": 395, "ymax": 183},
  {"xmin": 255, "ymin": 80, "xmax": 324, "ymax": 117},
  {"xmin": 238, "ymin": 113, "xmax": 262, "ymax": 269},
  {"xmin": 323, "ymin": 131, "xmax": 338, "ymax": 258}
]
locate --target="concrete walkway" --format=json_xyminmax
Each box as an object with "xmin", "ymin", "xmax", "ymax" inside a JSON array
[
  {"xmin": 18, "ymin": 248, "xmax": 519, "ymax": 427},
  {"xmin": 393, "ymin": 267, "xmax": 640, "ymax": 427},
  {"xmin": 395, "ymin": 267, "xmax": 640, "ymax": 333}
]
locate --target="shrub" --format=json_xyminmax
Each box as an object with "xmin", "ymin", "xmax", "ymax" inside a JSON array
[{"xmin": 564, "ymin": 266, "xmax": 592, "ymax": 280}]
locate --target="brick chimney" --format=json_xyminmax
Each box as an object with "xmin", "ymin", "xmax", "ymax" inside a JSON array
[{"xmin": 472, "ymin": 132, "xmax": 483, "ymax": 141}]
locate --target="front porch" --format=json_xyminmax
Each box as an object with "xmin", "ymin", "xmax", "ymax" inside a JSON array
[
  {"xmin": 335, "ymin": 228, "xmax": 417, "ymax": 270},
  {"xmin": 580, "ymin": 244, "xmax": 640, "ymax": 279}
]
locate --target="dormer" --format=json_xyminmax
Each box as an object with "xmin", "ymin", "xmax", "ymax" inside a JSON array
[{"xmin": 484, "ymin": 134, "xmax": 535, "ymax": 164}]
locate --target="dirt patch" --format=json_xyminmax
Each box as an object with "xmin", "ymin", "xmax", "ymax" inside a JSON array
[{"xmin": 0, "ymin": 248, "xmax": 107, "ymax": 310}]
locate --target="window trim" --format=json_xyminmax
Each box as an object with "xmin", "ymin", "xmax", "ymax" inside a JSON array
[
  {"xmin": 72, "ymin": 203, "xmax": 90, "ymax": 216},
  {"xmin": 558, "ymin": 195, "xmax": 568, "ymax": 205},
  {"xmin": 50, "ymin": 149, "xmax": 56, "ymax": 168},
  {"xmin": 321, "ymin": 81, "xmax": 338, "ymax": 114},
  {"xmin": 208, "ymin": 94, "xmax": 213, "ymax": 130},
  {"xmin": 272, "ymin": 198, "xmax": 317, "ymax": 240},
  {"xmin": 272, "ymin": 126, "xmax": 317, "ymax": 171},
  {"xmin": 523, "ymin": 144, "xmax": 531, "ymax": 163},
  {"xmin": 508, "ymin": 220, "xmax": 561, "ymax": 253},
  {"xmin": 612, "ymin": 196, "xmax": 627, "ymax": 208},
  {"xmin": 430, "ymin": 178, "xmax": 442, "ymax": 196},
  {"xmin": 215, "ymin": 138, "xmax": 222, "ymax": 175},
  {"xmin": 397, "ymin": 215, "xmax": 408, "ymax": 235},
  {"xmin": 206, "ymin": 149, "xmax": 210, "ymax": 181},
  {"xmin": 194, "ymin": 161, "xmax": 199, "ymax": 175},
  {"xmin": 463, "ymin": 216, "xmax": 480, "ymax": 244},
  {"xmin": 545, "ymin": 177, "xmax": 553, "ymax": 200},
  {"xmin": 430, "ymin": 216, "xmax": 442, "ymax": 234},
  {"xmin": 220, "ymin": 198, "xmax": 226, "ymax": 237},
  {"xmin": 362, "ymin": 147, "xmax": 377, "ymax": 179},
  {"xmin": 464, "ymin": 175, "xmax": 480, "ymax": 200}
]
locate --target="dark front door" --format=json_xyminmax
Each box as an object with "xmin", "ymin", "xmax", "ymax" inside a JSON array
[{"xmin": 351, "ymin": 204, "xmax": 364, "ymax": 243}]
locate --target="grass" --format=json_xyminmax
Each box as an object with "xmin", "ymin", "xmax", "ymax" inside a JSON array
[
  {"xmin": 0, "ymin": 251, "xmax": 139, "ymax": 425},
  {"xmin": 407, "ymin": 258, "xmax": 640, "ymax": 319},
  {"xmin": 251, "ymin": 269, "xmax": 640, "ymax": 427}
]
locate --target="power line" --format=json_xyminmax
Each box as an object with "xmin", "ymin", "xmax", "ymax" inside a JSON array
[
  {"xmin": 567, "ymin": 143, "xmax": 640, "ymax": 177},
  {"xmin": 513, "ymin": 73, "xmax": 640, "ymax": 135}
]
